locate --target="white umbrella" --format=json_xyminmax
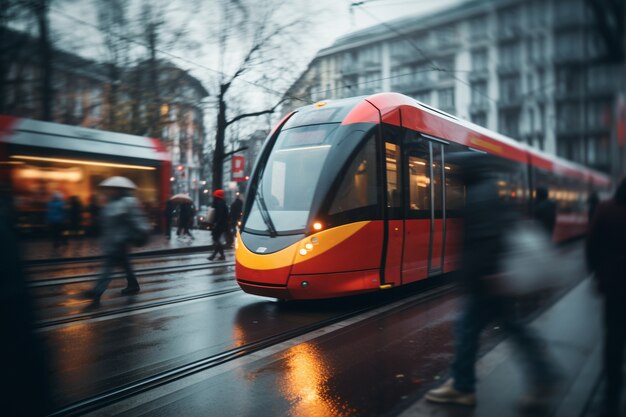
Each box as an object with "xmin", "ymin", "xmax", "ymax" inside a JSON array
[
  {"xmin": 99, "ymin": 176, "xmax": 137, "ymax": 189},
  {"xmin": 170, "ymin": 193, "xmax": 193, "ymax": 203}
]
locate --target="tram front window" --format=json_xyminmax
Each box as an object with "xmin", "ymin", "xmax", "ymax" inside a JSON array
[{"xmin": 246, "ymin": 124, "xmax": 340, "ymax": 234}]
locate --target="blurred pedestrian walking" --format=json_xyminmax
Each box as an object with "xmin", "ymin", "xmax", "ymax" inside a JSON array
[
  {"xmin": 164, "ymin": 199, "xmax": 174, "ymax": 240},
  {"xmin": 68, "ymin": 195, "xmax": 83, "ymax": 237},
  {"xmin": 46, "ymin": 191, "xmax": 67, "ymax": 249},
  {"xmin": 208, "ymin": 189, "xmax": 228, "ymax": 261},
  {"xmin": 226, "ymin": 193, "xmax": 243, "ymax": 247},
  {"xmin": 84, "ymin": 177, "xmax": 151, "ymax": 305},
  {"xmin": 176, "ymin": 202, "xmax": 195, "ymax": 239},
  {"xmin": 88, "ymin": 194, "xmax": 100, "ymax": 237},
  {"xmin": 533, "ymin": 186, "xmax": 557, "ymax": 237},
  {"xmin": 586, "ymin": 178, "xmax": 626, "ymax": 417},
  {"xmin": 425, "ymin": 154, "xmax": 557, "ymax": 409}
]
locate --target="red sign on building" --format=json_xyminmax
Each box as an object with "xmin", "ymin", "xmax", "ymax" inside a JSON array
[{"xmin": 232, "ymin": 155, "xmax": 246, "ymax": 182}]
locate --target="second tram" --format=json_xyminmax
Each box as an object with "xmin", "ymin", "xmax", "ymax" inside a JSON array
[{"xmin": 235, "ymin": 93, "xmax": 610, "ymax": 300}]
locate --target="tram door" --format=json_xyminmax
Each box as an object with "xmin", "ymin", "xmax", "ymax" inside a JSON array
[{"xmin": 401, "ymin": 136, "xmax": 448, "ymax": 283}]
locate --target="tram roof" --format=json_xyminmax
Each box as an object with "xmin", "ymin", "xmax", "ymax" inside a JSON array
[
  {"xmin": 293, "ymin": 93, "xmax": 610, "ymax": 187},
  {"xmin": 0, "ymin": 115, "xmax": 169, "ymax": 162}
]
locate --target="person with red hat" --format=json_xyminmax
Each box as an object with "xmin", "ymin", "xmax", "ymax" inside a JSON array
[{"xmin": 208, "ymin": 189, "xmax": 228, "ymax": 261}]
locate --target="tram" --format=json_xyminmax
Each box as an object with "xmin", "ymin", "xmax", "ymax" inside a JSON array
[
  {"xmin": 0, "ymin": 115, "xmax": 171, "ymax": 232},
  {"xmin": 235, "ymin": 93, "xmax": 610, "ymax": 300}
]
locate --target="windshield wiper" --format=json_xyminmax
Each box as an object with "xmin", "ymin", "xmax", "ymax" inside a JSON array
[{"xmin": 255, "ymin": 187, "xmax": 278, "ymax": 237}]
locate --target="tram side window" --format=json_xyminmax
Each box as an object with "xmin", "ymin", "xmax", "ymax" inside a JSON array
[
  {"xmin": 408, "ymin": 155, "xmax": 430, "ymax": 212},
  {"xmin": 445, "ymin": 163, "xmax": 465, "ymax": 212},
  {"xmin": 328, "ymin": 135, "xmax": 378, "ymax": 216},
  {"xmin": 385, "ymin": 142, "xmax": 402, "ymax": 209}
]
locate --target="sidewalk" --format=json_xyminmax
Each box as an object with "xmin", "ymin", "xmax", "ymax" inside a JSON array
[
  {"xmin": 399, "ymin": 278, "xmax": 613, "ymax": 417},
  {"xmin": 20, "ymin": 228, "xmax": 215, "ymax": 263}
]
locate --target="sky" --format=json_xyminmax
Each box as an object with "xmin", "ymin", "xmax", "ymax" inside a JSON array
[{"xmin": 48, "ymin": 0, "xmax": 465, "ymax": 134}]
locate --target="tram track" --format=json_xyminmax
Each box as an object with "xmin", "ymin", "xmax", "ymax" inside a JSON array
[
  {"xmin": 36, "ymin": 286, "xmax": 241, "ymax": 330},
  {"xmin": 28, "ymin": 260, "xmax": 234, "ymax": 288},
  {"xmin": 47, "ymin": 280, "xmax": 456, "ymax": 417}
]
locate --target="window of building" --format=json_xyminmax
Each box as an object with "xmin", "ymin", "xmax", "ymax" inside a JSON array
[
  {"xmin": 471, "ymin": 112, "xmax": 488, "ymax": 127},
  {"xmin": 555, "ymin": 31, "xmax": 584, "ymax": 60},
  {"xmin": 471, "ymin": 48, "xmax": 488, "ymax": 72},
  {"xmin": 556, "ymin": 103, "xmax": 582, "ymax": 132},
  {"xmin": 438, "ymin": 87, "xmax": 455, "ymax": 111},
  {"xmin": 436, "ymin": 56, "xmax": 454, "ymax": 81},
  {"xmin": 359, "ymin": 45, "xmax": 381, "ymax": 66},
  {"xmin": 499, "ymin": 109, "xmax": 520, "ymax": 138},
  {"xmin": 471, "ymin": 81, "xmax": 488, "ymax": 105},
  {"xmin": 469, "ymin": 15, "xmax": 489, "ymax": 40},
  {"xmin": 413, "ymin": 91, "xmax": 432, "ymax": 105},
  {"xmin": 556, "ymin": 68, "xmax": 583, "ymax": 95},
  {"xmin": 553, "ymin": 0, "xmax": 585, "ymax": 25},
  {"xmin": 498, "ymin": 6, "xmax": 522, "ymax": 34},
  {"xmin": 415, "ymin": 62, "xmax": 432, "ymax": 85},
  {"xmin": 435, "ymin": 25, "xmax": 458, "ymax": 48},
  {"xmin": 499, "ymin": 75, "xmax": 521, "ymax": 103},
  {"xmin": 499, "ymin": 42, "xmax": 521, "ymax": 69}
]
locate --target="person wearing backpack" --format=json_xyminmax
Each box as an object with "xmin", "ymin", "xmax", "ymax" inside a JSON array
[{"xmin": 84, "ymin": 176, "xmax": 151, "ymax": 305}]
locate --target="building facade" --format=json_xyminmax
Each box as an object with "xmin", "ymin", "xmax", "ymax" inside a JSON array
[
  {"xmin": 284, "ymin": 0, "xmax": 625, "ymax": 175},
  {"xmin": 2, "ymin": 31, "xmax": 209, "ymax": 204}
]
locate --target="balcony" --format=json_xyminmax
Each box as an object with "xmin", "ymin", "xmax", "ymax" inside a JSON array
[{"xmin": 469, "ymin": 101, "xmax": 491, "ymax": 113}]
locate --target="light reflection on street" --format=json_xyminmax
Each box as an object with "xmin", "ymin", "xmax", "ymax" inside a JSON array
[{"xmin": 280, "ymin": 343, "xmax": 356, "ymax": 417}]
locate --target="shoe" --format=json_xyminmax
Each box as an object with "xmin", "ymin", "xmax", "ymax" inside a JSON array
[
  {"xmin": 208, "ymin": 254, "xmax": 216, "ymax": 261},
  {"xmin": 218, "ymin": 255, "xmax": 225, "ymax": 261},
  {"xmin": 518, "ymin": 381, "xmax": 560, "ymax": 411},
  {"xmin": 121, "ymin": 286, "xmax": 140, "ymax": 295},
  {"xmin": 425, "ymin": 379, "xmax": 476, "ymax": 406}
]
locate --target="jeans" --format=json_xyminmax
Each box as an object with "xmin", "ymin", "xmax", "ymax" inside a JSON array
[
  {"xmin": 92, "ymin": 250, "xmax": 139, "ymax": 298},
  {"xmin": 451, "ymin": 292, "xmax": 554, "ymax": 393}
]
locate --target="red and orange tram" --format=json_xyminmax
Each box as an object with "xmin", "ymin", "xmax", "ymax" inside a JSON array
[{"xmin": 235, "ymin": 93, "xmax": 610, "ymax": 300}]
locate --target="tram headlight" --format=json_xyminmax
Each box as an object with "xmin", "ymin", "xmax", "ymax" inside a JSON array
[
  {"xmin": 299, "ymin": 248, "xmax": 308, "ymax": 256},
  {"xmin": 305, "ymin": 243, "xmax": 313, "ymax": 251},
  {"xmin": 312, "ymin": 222, "xmax": 323, "ymax": 231}
]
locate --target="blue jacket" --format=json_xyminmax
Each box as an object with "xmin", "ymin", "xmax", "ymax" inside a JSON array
[{"xmin": 46, "ymin": 199, "xmax": 66, "ymax": 224}]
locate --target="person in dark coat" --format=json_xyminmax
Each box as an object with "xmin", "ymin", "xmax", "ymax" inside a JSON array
[
  {"xmin": 176, "ymin": 202, "xmax": 194, "ymax": 239},
  {"xmin": 227, "ymin": 193, "xmax": 244, "ymax": 247},
  {"xmin": 426, "ymin": 154, "xmax": 557, "ymax": 408},
  {"xmin": 533, "ymin": 186, "xmax": 557, "ymax": 237},
  {"xmin": 164, "ymin": 199, "xmax": 174, "ymax": 240},
  {"xmin": 88, "ymin": 195, "xmax": 101, "ymax": 237},
  {"xmin": 587, "ymin": 191, "xmax": 600, "ymax": 223},
  {"xmin": 208, "ymin": 189, "xmax": 229, "ymax": 261},
  {"xmin": 68, "ymin": 195, "xmax": 83, "ymax": 237},
  {"xmin": 586, "ymin": 178, "xmax": 626, "ymax": 417},
  {"xmin": 46, "ymin": 192, "xmax": 67, "ymax": 249}
]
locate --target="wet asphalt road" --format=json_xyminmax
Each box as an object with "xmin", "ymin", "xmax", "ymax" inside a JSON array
[{"xmin": 29, "ymin": 243, "xmax": 588, "ymax": 416}]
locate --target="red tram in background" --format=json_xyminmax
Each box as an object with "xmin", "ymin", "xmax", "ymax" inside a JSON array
[
  {"xmin": 235, "ymin": 93, "xmax": 611, "ymax": 300},
  {"xmin": 0, "ymin": 116, "xmax": 171, "ymax": 233}
]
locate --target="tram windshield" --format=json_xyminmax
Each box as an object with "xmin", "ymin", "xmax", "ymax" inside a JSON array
[{"xmin": 245, "ymin": 123, "xmax": 341, "ymax": 234}]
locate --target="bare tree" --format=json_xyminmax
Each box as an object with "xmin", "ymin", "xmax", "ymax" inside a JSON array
[{"xmin": 208, "ymin": 0, "xmax": 310, "ymax": 190}]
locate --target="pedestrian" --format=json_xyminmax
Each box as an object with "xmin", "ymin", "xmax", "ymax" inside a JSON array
[
  {"xmin": 164, "ymin": 199, "xmax": 174, "ymax": 240},
  {"xmin": 533, "ymin": 186, "xmax": 557, "ymax": 237},
  {"xmin": 587, "ymin": 191, "xmax": 600, "ymax": 223},
  {"xmin": 84, "ymin": 176, "xmax": 151, "ymax": 305},
  {"xmin": 586, "ymin": 178, "xmax": 626, "ymax": 417},
  {"xmin": 46, "ymin": 192, "xmax": 67, "ymax": 249},
  {"xmin": 229, "ymin": 192, "xmax": 243, "ymax": 242},
  {"xmin": 425, "ymin": 154, "xmax": 557, "ymax": 409},
  {"xmin": 208, "ymin": 189, "xmax": 228, "ymax": 261},
  {"xmin": 68, "ymin": 195, "xmax": 83, "ymax": 237},
  {"xmin": 87, "ymin": 194, "xmax": 100, "ymax": 237},
  {"xmin": 176, "ymin": 201, "xmax": 194, "ymax": 239}
]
